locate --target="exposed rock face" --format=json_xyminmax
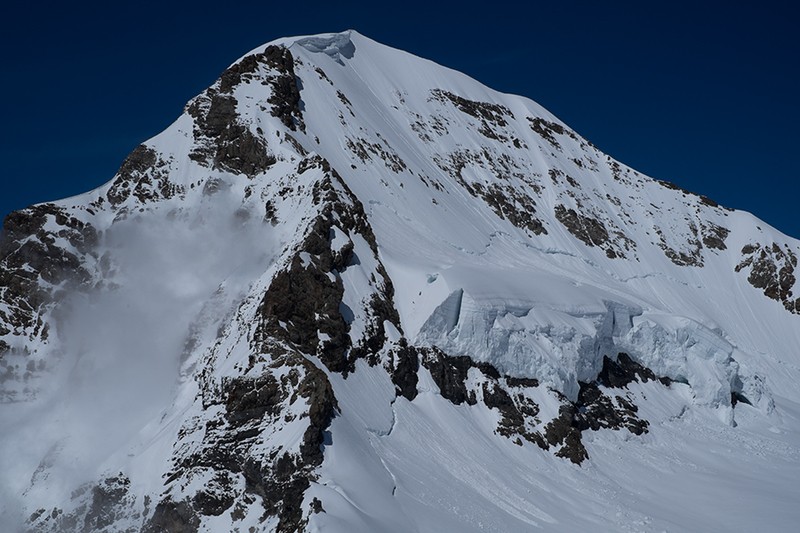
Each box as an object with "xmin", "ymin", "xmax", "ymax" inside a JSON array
[
  {"xmin": 387, "ymin": 339, "xmax": 419, "ymax": 401},
  {"xmin": 655, "ymin": 222, "xmax": 705, "ymax": 267},
  {"xmin": 28, "ymin": 474, "xmax": 140, "ymax": 533},
  {"xmin": 527, "ymin": 116, "xmax": 577, "ymax": 149},
  {"xmin": 482, "ymin": 377, "xmax": 546, "ymax": 450},
  {"xmin": 257, "ymin": 156, "xmax": 399, "ymax": 375},
  {"xmin": 575, "ymin": 380, "xmax": 648, "ymax": 435},
  {"xmin": 539, "ymin": 353, "xmax": 672, "ymax": 463},
  {"xmin": 1, "ymin": 204, "xmax": 94, "ymax": 313},
  {"xmin": 554, "ymin": 203, "xmax": 637, "ymax": 259},
  {"xmin": 431, "ymin": 89, "xmax": 513, "ymax": 141},
  {"xmin": 107, "ymin": 145, "xmax": 182, "ymax": 206},
  {"xmin": 256, "ymin": 218, "xmax": 352, "ymax": 373},
  {"xmin": 432, "ymin": 147, "xmax": 548, "ymax": 236},
  {"xmin": 474, "ymin": 181, "xmax": 547, "ymax": 235},
  {"xmin": 382, "ymin": 345, "xmax": 667, "ymax": 466},
  {"xmin": 0, "ymin": 204, "xmax": 97, "ymax": 400},
  {"xmin": 657, "ymin": 179, "xmax": 730, "ymax": 211},
  {"xmin": 736, "ymin": 242, "xmax": 799, "ymax": 313},
  {"xmin": 261, "ymin": 45, "xmax": 306, "ymax": 132},
  {"xmin": 701, "ymin": 222, "xmax": 730, "ymax": 251},
  {"xmin": 642, "ymin": 182, "xmax": 732, "ymax": 267},
  {"xmin": 345, "ymin": 136, "xmax": 407, "ymax": 173},
  {"xmin": 421, "ymin": 348, "xmax": 482, "ymax": 405},
  {"xmin": 145, "ymin": 352, "xmax": 337, "ymax": 533},
  {"xmin": 555, "ymin": 204, "xmax": 612, "ymax": 256},
  {"xmin": 596, "ymin": 353, "xmax": 663, "ymax": 388},
  {"xmin": 543, "ymin": 403, "xmax": 588, "ymax": 464},
  {"xmin": 186, "ymin": 44, "xmax": 307, "ymax": 177},
  {"xmin": 187, "ymin": 91, "xmax": 276, "ymax": 177}
]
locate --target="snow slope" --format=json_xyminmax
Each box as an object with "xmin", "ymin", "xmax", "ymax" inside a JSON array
[{"xmin": 1, "ymin": 30, "xmax": 799, "ymax": 532}]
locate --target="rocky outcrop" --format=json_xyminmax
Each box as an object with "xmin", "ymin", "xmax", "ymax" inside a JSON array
[
  {"xmin": 145, "ymin": 347, "xmax": 338, "ymax": 533},
  {"xmin": 736, "ymin": 242, "xmax": 799, "ymax": 313},
  {"xmin": 27, "ymin": 474, "xmax": 141, "ymax": 533},
  {"xmin": 106, "ymin": 145, "xmax": 181, "ymax": 206},
  {"xmin": 431, "ymin": 89, "xmax": 513, "ymax": 141},
  {"xmin": 0, "ymin": 203, "xmax": 97, "ymax": 400},
  {"xmin": 345, "ymin": 136, "xmax": 407, "ymax": 173},
  {"xmin": 187, "ymin": 91, "xmax": 275, "ymax": 177},
  {"xmin": 596, "ymin": 353, "xmax": 668, "ymax": 388},
  {"xmin": 473, "ymin": 181, "xmax": 547, "ymax": 235},
  {"xmin": 386, "ymin": 339, "xmax": 419, "ymax": 401},
  {"xmin": 383, "ymin": 343, "xmax": 666, "ymax": 465},
  {"xmin": 527, "ymin": 117, "xmax": 577, "ymax": 149},
  {"xmin": 256, "ymin": 215, "xmax": 352, "ymax": 372},
  {"xmin": 433, "ymin": 147, "xmax": 548, "ymax": 236},
  {"xmin": 701, "ymin": 222, "xmax": 730, "ymax": 251},
  {"xmin": 554, "ymin": 203, "xmax": 634, "ymax": 258},
  {"xmin": 555, "ymin": 204, "xmax": 611, "ymax": 251},
  {"xmin": 261, "ymin": 46, "xmax": 305, "ymax": 132},
  {"xmin": 256, "ymin": 156, "xmax": 399, "ymax": 375},
  {"xmin": 186, "ymin": 44, "xmax": 308, "ymax": 177}
]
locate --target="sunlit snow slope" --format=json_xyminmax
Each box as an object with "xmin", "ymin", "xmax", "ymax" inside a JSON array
[{"xmin": 1, "ymin": 30, "xmax": 799, "ymax": 532}]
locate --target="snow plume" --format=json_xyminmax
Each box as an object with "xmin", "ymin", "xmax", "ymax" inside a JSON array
[{"xmin": 0, "ymin": 186, "xmax": 280, "ymax": 526}]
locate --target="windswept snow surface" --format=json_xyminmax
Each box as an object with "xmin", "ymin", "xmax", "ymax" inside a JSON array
[{"xmin": 1, "ymin": 30, "xmax": 799, "ymax": 532}]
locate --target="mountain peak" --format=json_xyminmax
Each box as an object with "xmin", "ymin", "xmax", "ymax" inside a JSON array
[{"xmin": 1, "ymin": 30, "xmax": 799, "ymax": 532}]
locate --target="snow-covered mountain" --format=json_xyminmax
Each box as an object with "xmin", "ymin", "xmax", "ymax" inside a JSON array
[{"xmin": 1, "ymin": 30, "xmax": 799, "ymax": 532}]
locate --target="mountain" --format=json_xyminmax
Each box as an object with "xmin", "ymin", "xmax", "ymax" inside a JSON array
[{"xmin": 1, "ymin": 30, "xmax": 799, "ymax": 532}]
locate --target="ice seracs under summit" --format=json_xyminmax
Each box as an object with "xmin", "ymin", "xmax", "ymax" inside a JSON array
[{"xmin": 1, "ymin": 30, "xmax": 799, "ymax": 532}]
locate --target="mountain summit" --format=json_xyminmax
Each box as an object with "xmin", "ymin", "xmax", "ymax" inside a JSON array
[{"xmin": 1, "ymin": 30, "xmax": 798, "ymax": 532}]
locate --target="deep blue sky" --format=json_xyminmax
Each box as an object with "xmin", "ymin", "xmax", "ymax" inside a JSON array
[{"xmin": 2, "ymin": 1, "xmax": 798, "ymax": 237}]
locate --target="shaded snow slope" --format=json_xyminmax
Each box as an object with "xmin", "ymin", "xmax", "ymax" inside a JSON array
[{"xmin": 1, "ymin": 30, "xmax": 798, "ymax": 532}]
